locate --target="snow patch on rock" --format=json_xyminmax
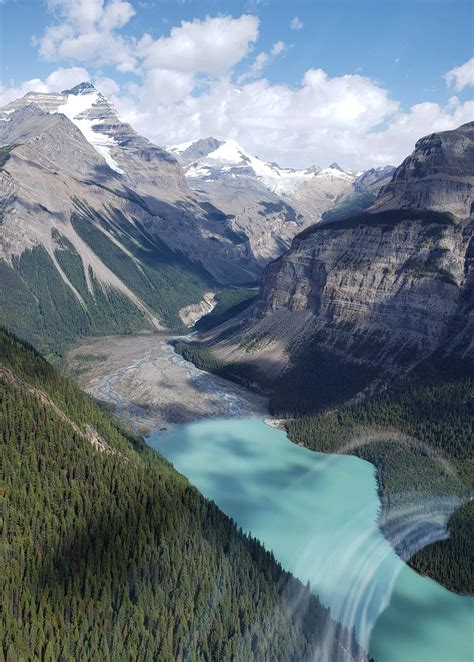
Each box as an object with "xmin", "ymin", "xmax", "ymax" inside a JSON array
[{"xmin": 57, "ymin": 91, "xmax": 124, "ymax": 174}]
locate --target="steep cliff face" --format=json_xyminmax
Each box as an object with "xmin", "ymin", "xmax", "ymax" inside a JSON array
[
  {"xmin": 373, "ymin": 122, "xmax": 474, "ymax": 218},
  {"xmin": 211, "ymin": 210, "xmax": 472, "ymax": 379},
  {"xmin": 264, "ymin": 211, "xmax": 469, "ymax": 354},
  {"xmin": 188, "ymin": 126, "xmax": 474, "ymax": 601},
  {"xmin": 209, "ymin": 123, "xmax": 474, "ymax": 380}
]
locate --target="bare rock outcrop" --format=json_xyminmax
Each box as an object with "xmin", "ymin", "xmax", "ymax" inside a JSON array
[
  {"xmin": 373, "ymin": 122, "xmax": 474, "ymax": 218},
  {"xmin": 211, "ymin": 210, "xmax": 472, "ymax": 378},
  {"xmin": 210, "ymin": 123, "xmax": 474, "ymax": 379}
]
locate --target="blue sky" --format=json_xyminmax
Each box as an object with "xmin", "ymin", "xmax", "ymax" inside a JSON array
[{"xmin": 1, "ymin": 0, "xmax": 473, "ymax": 168}]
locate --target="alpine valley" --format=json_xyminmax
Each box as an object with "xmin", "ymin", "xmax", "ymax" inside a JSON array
[
  {"xmin": 179, "ymin": 121, "xmax": 474, "ymax": 594},
  {"xmin": 1, "ymin": 76, "xmax": 473, "ymax": 662},
  {"xmin": 0, "ymin": 82, "xmax": 394, "ymax": 354}
]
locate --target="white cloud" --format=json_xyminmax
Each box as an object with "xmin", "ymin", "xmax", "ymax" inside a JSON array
[
  {"xmin": 100, "ymin": 0, "xmax": 136, "ymax": 30},
  {"xmin": 139, "ymin": 15, "xmax": 259, "ymax": 77},
  {"xmin": 116, "ymin": 67, "xmax": 472, "ymax": 170},
  {"xmin": 140, "ymin": 69, "xmax": 195, "ymax": 104},
  {"xmin": 444, "ymin": 57, "xmax": 474, "ymax": 92},
  {"xmin": 242, "ymin": 52, "xmax": 270, "ymax": 80},
  {"xmin": 271, "ymin": 41, "xmax": 286, "ymax": 56},
  {"xmin": 44, "ymin": 66, "xmax": 91, "ymax": 91},
  {"xmin": 36, "ymin": 0, "xmax": 137, "ymax": 72},
  {"xmin": 348, "ymin": 97, "xmax": 473, "ymax": 167},
  {"xmin": 36, "ymin": 9, "xmax": 259, "ymax": 88},
  {"xmin": 239, "ymin": 41, "xmax": 286, "ymax": 81},
  {"xmin": 290, "ymin": 17, "xmax": 303, "ymax": 31},
  {"xmin": 93, "ymin": 75, "xmax": 120, "ymax": 96}
]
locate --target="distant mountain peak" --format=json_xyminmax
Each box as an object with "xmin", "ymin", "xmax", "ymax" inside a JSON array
[
  {"xmin": 169, "ymin": 137, "xmax": 322, "ymax": 195},
  {"xmin": 195, "ymin": 136, "xmax": 223, "ymax": 149},
  {"xmin": 62, "ymin": 81, "xmax": 97, "ymax": 96},
  {"xmin": 168, "ymin": 137, "xmax": 226, "ymax": 166}
]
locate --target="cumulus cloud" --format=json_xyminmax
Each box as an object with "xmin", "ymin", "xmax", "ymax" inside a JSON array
[
  {"xmin": 344, "ymin": 97, "xmax": 473, "ymax": 168},
  {"xmin": 271, "ymin": 41, "xmax": 286, "ymax": 56},
  {"xmin": 139, "ymin": 15, "xmax": 259, "ymax": 76},
  {"xmin": 118, "ymin": 69, "xmax": 396, "ymax": 167},
  {"xmin": 93, "ymin": 76, "xmax": 120, "ymax": 96},
  {"xmin": 43, "ymin": 66, "xmax": 91, "ymax": 91},
  {"xmin": 139, "ymin": 69, "xmax": 195, "ymax": 104},
  {"xmin": 290, "ymin": 17, "xmax": 303, "ymax": 30},
  {"xmin": 444, "ymin": 57, "xmax": 474, "ymax": 92},
  {"xmin": 36, "ymin": 0, "xmax": 137, "ymax": 72},
  {"xmin": 115, "ymin": 67, "xmax": 472, "ymax": 170},
  {"xmin": 242, "ymin": 52, "xmax": 270, "ymax": 80},
  {"xmin": 36, "ymin": 8, "xmax": 260, "ymax": 95}
]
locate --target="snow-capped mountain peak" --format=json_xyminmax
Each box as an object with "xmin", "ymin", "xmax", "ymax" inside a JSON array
[
  {"xmin": 56, "ymin": 84, "xmax": 124, "ymax": 173},
  {"xmin": 205, "ymin": 138, "xmax": 249, "ymax": 164},
  {"xmin": 62, "ymin": 81, "xmax": 97, "ymax": 95},
  {"xmin": 1, "ymin": 82, "xmax": 125, "ymax": 173},
  {"xmin": 168, "ymin": 137, "xmax": 225, "ymax": 165},
  {"xmin": 169, "ymin": 137, "xmax": 326, "ymax": 196}
]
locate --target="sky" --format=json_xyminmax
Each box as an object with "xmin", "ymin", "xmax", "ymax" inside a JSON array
[{"xmin": 0, "ymin": 0, "xmax": 473, "ymax": 169}]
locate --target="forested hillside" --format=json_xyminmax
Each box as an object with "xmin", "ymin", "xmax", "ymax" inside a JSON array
[
  {"xmin": 0, "ymin": 329, "xmax": 362, "ymax": 661},
  {"xmin": 0, "ymin": 207, "xmax": 216, "ymax": 357}
]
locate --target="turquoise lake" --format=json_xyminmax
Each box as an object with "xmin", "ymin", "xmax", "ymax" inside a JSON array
[{"xmin": 148, "ymin": 417, "xmax": 474, "ymax": 662}]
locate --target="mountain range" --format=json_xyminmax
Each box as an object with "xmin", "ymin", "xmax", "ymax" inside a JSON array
[
  {"xmin": 169, "ymin": 136, "xmax": 395, "ymax": 264},
  {"xmin": 183, "ymin": 121, "xmax": 474, "ymax": 594},
  {"xmin": 1, "ymin": 74, "xmax": 473, "ymax": 661},
  {"xmin": 0, "ymin": 81, "xmax": 395, "ymax": 352},
  {"xmin": 204, "ymin": 122, "xmax": 474, "ymax": 381},
  {"xmin": 1, "ymin": 80, "xmax": 471, "ymax": 392}
]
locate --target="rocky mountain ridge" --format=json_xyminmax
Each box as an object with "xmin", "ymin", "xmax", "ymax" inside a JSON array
[
  {"xmin": 373, "ymin": 121, "xmax": 474, "ymax": 218},
  {"xmin": 0, "ymin": 82, "xmax": 271, "ymax": 288},
  {"xmin": 169, "ymin": 136, "xmax": 394, "ymax": 266},
  {"xmin": 169, "ymin": 135, "xmax": 394, "ymax": 202},
  {"xmin": 205, "ymin": 123, "xmax": 474, "ymax": 385}
]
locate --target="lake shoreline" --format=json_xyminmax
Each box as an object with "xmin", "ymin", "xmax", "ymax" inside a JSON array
[
  {"xmin": 64, "ymin": 332, "xmax": 472, "ymax": 661},
  {"xmin": 66, "ymin": 333, "xmax": 469, "ymax": 595},
  {"xmin": 148, "ymin": 417, "xmax": 474, "ymax": 662}
]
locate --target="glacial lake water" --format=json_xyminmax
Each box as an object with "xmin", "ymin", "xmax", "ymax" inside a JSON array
[{"xmin": 147, "ymin": 417, "xmax": 474, "ymax": 662}]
